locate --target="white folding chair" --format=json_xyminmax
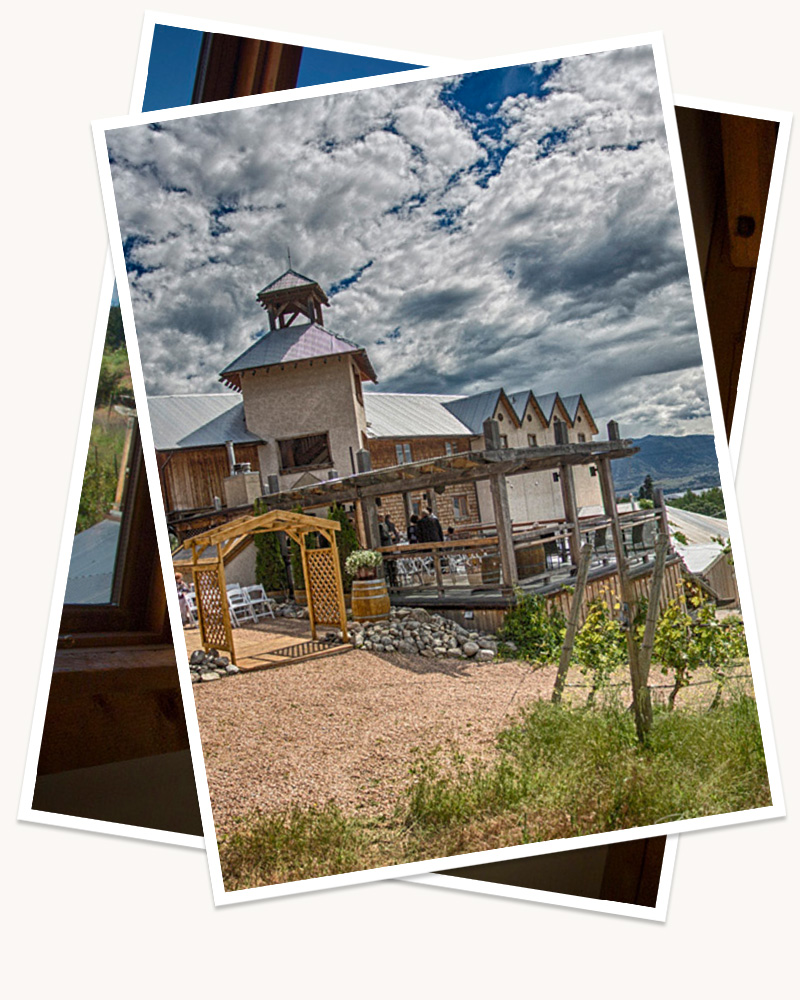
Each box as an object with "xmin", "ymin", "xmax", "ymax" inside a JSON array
[
  {"xmin": 243, "ymin": 584, "xmax": 275, "ymax": 621},
  {"xmin": 228, "ymin": 588, "xmax": 255, "ymax": 627},
  {"xmin": 183, "ymin": 590, "xmax": 198, "ymax": 627}
]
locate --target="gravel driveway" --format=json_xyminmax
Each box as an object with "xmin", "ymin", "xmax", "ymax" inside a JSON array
[{"xmin": 190, "ymin": 624, "xmax": 555, "ymax": 834}]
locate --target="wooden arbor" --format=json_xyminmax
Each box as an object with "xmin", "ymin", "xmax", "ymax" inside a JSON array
[{"xmin": 181, "ymin": 509, "xmax": 349, "ymax": 665}]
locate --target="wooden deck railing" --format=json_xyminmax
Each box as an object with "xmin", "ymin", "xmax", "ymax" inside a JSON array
[{"xmin": 377, "ymin": 507, "xmax": 667, "ymax": 597}]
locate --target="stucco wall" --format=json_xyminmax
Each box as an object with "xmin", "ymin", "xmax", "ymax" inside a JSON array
[{"xmin": 240, "ymin": 355, "xmax": 366, "ymax": 490}]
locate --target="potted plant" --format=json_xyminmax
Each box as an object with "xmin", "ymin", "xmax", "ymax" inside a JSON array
[{"xmin": 345, "ymin": 550, "xmax": 391, "ymax": 622}]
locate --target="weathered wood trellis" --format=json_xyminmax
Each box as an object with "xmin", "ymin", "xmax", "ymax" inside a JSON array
[{"xmin": 181, "ymin": 509, "xmax": 349, "ymax": 666}]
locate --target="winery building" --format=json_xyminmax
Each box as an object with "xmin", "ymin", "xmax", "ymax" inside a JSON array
[{"xmin": 150, "ymin": 267, "xmax": 604, "ymax": 533}]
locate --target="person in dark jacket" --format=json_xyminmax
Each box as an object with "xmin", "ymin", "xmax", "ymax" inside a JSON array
[
  {"xmin": 416, "ymin": 510, "xmax": 435, "ymax": 543},
  {"xmin": 425, "ymin": 507, "xmax": 444, "ymax": 542},
  {"xmin": 407, "ymin": 514, "xmax": 420, "ymax": 544}
]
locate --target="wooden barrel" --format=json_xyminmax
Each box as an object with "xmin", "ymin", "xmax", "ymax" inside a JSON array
[
  {"xmin": 351, "ymin": 578, "xmax": 391, "ymax": 622},
  {"xmin": 515, "ymin": 543, "xmax": 546, "ymax": 579},
  {"xmin": 481, "ymin": 554, "xmax": 501, "ymax": 585},
  {"xmin": 293, "ymin": 588, "xmax": 307, "ymax": 606}
]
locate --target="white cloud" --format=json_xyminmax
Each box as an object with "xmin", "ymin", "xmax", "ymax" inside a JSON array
[{"xmin": 106, "ymin": 46, "xmax": 711, "ymax": 437}]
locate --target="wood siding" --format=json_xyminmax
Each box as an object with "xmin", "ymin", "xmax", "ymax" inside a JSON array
[{"xmin": 158, "ymin": 444, "xmax": 262, "ymax": 514}]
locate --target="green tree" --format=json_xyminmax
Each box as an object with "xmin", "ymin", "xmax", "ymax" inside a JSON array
[
  {"xmin": 638, "ymin": 474, "xmax": 654, "ymax": 501},
  {"xmin": 105, "ymin": 305, "xmax": 125, "ymax": 351},
  {"xmin": 289, "ymin": 506, "xmax": 315, "ymax": 594},
  {"xmin": 327, "ymin": 503, "xmax": 361, "ymax": 592},
  {"xmin": 253, "ymin": 500, "xmax": 289, "ymax": 595},
  {"xmin": 669, "ymin": 486, "xmax": 726, "ymax": 519}
]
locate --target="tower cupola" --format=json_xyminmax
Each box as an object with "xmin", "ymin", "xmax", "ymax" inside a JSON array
[{"xmin": 256, "ymin": 268, "xmax": 329, "ymax": 330}]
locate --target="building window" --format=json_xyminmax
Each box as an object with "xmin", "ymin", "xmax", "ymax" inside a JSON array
[
  {"xmin": 499, "ymin": 435, "xmax": 509, "ymax": 448},
  {"xmin": 497, "ymin": 411, "xmax": 504, "ymax": 421},
  {"xmin": 578, "ymin": 433, "xmax": 586, "ymax": 443},
  {"xmin": 60, "ymin": 428, "xmax": 170, "ymax": 645},
  {"xmin": 395, "ymin": 442, "xmax": 413, "ymax": 464},
  {"xmin": 278, "ymin": 432, "xmax": 332, "ymax": 472},
  {"xmin": 444, "ymin": 441, "xmax": 460, "ymax": 456},
  {"xmin": 527, "ymin": 433, "xmax": 537, "ymax": 447},
  {"xmin": 452, "ymin": 495, "xmax": 470, "ymax": 520}
]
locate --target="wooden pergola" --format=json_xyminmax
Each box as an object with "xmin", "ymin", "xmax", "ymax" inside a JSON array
[{"xmin": 180, "ymin": 509, "xmax": 349, "ymax": 666}]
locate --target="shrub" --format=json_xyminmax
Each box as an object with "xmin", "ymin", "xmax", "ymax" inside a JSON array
[
  {"xmin": 327, "ymin": 503, "xmax": 361, "ymax": 592},
  {"xmin": 288, "ymin": 506, "xmax": 315, "ymax": 593},
  {"xmin": 653, "ymin": 590, "xmax": 749, "ymax": 709},
  {"xmin": 573, "ymin": 597, "xmax": 628, "ymax": 704},
  {"xmin": 498, "ymin": 592, "xmax": 566, "ymax": 664},
  {"xmin": 253, "ymin": 501, "xmax": 289, "ymax": 595}
]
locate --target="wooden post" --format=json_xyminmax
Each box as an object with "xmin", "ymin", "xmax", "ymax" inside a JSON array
[
  {"xmin": 552, "ymin": 542, "xmax": 593, "ymax": 703},
  {"xmin": 598, "ymin": 456, "xmax": 647, "ymax": 741},
  {"xmin": 433, "ymin": 551, "xmax": 445, "ymax": 596},
  {"xmin": 489, "ymin": 473, "xmax": 518, "ymax": 590},
  {"xmin": 653, "ymin": 488, "xmax": 671, "ymax": 541},
  {"xmin": 638, "ymin": 534, "xmax": 670, "ymax": 693},
  {"xmin": 360, "ymin": 495, "xmax": 381, "ymax": 551},
  {"xmin": 483, "ymin": 418, "xmax": 502, "ymax": 450},
  {"xmin": 403, "ymin": 492, "xmax": 414, "ymax": 526},
  {"xmin": 299, "ymin": 533, "xmax": 316, "ymax": 640},
  {"xmin": 111, "ymin": 416, "xmax": 135, "ymax": 513},
  {"xmin": 558, "ymin": 463, "xmax": 581, "ymax": 565},
  {"xmin": 327, "ymin": 528, "xmax": 349, "ymax": 643}
]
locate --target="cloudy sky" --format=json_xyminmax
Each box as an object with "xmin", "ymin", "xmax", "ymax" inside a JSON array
[{"xmin": 107, "ymin": 45, "xmax": 711, "ymax": 438}]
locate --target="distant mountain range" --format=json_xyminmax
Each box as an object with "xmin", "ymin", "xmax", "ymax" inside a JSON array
[{"xmin": 611, "ymin": 434, "xmax": 720, "ymax": 494}]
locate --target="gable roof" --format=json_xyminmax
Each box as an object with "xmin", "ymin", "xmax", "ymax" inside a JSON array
[
  {"xmin": 363, "ymin": 393, "xmax": 469, "ymax": 438},
  {"xmin": 560, "ymin": 392, "xmax": 599, "ymax": 433},
  {"xmin": 535, "ymin": 392, "xmax": 559, "ymax": 422},
  {"xmin": 219, "ymin": 322, "xmax": 377, "ymax": 390},
  {"xmin": 442, "ymin": 388, "xmax": 520, "ymax": 433},
  {"xmin": 506, "ymin": 390, "xmax": 532, "ymax": 423},
  {"xmin": 257, "ymin": 268, "xmax": 328, "ymax": 300},
  {"xmin": 149, "ymin": 393, "xmax": 261, "ymax": 452}
]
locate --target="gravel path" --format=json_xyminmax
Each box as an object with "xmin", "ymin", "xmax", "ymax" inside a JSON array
[
  {"xmin": 193, "ymin": 638, "xmax": 555, "ymax": 835},
  {"xmin": 189, "ymin": 622, "xmax": 752, "ymax": 836}
]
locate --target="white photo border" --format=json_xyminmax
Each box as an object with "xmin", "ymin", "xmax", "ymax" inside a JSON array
[{"xmin": 88, "ymin": 31, "xmax": 784, "ymax": 904}]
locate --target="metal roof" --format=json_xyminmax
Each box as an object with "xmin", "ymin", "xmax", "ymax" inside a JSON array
[
  {"xmin": 64, "ymin": 517, "xmax": 121, "ymax": 604},
  {"xmin": 257, "ymin": 268, "xmax": 325, "ymax": 297},
  {"xmin": 363, "ymin": 393, "xmax": 470, "ymax": 438},
  {"xmin": 560, "ymin": 394, "xmax": 581, "ymax": 422},
  {"xmin": 149, "ymin": 393, "xmax": 262, "ymax": 451},
  {"xmin": 535, "ymin": 392, "xmax": 559, "ymax": 422},
  {"xmin": 507, "ymin": 390, "xmax": 533, "ymax": 423},
  {"xmin": 219, "ymin": 322, "xmax": 377, "ymax": 387},
  {"xmin": 442, "ymin": 388, "xmax": 506, "ymax": 434}
]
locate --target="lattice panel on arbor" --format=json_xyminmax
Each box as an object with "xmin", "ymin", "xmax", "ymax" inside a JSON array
[
  {"xmin": 306, "ymin": 547, "xmax": 342, "ymax": 626},
  {"xmin": 193, "ymin": 566, "xmax": 232, "ymax": 654}
]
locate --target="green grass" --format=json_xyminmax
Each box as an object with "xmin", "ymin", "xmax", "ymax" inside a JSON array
[
  {"xmin": 217, "ymin": 692, "xmax": 770, "ymax": 890},
  {"xmin": 219, "ymin": 802, "xmax": 370, "ymax": 890},
  {"xmin": 75, "ymin": 409, "xmax": 128, "ymax": 534}
]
